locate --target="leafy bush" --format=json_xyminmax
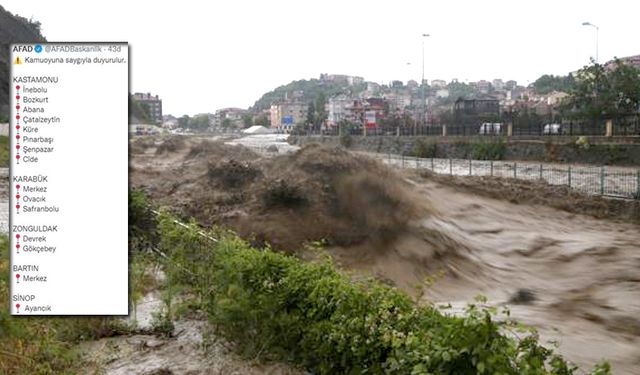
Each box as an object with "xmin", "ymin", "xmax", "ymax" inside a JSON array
[
  {"xmin": 472, "ymin": 138, "xmax": 506, "ymax": 160},
  {"xmin": 576, "ymin": 136, "xmax": 590, "ymax": 150},
  {"xmin": 0, "ymin": 135, "xmax": 8, "ymax": 167},
  {"xmin": 129, "ymin": 188, "xmax": 158, "ymax": 251},
  {"xmin": 155, "ymin": 211, "xmax": 610, "ymax": 375},
  {"xmin": 340, "ymin": 133, "xmax": 353, "ymax": 148},
  {"xmin": 410, "ymin": 139, "xmax": 437, "ymax": 158}
]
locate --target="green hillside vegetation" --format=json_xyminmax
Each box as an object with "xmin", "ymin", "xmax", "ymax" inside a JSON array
[
  {"xmin": 0, "ymin": 135, "xmax": 8, "ymax": 167},
  {"xmin": 252, "ymin": 78, "xmax": 367, "ymax": 110},
  {"xmin": 533, "ymin": 74, "xmax": 575, "ymax": 95},
  {"xmin": 0, "ymin": 5, "xmax": 46, "ymax": 120}
]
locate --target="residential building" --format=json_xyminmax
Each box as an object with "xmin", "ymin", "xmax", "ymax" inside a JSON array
[
  {"xmin": 345, "ymin": 98, "xmax": 386, "ymax": 129},
  {"xmin": 430, "ymin": 79, "xmax": 447, "ymax": 88},
  {"xmin": 384, "ymin": 90, "xmax": 411, "ymax": 111},
  {"xmin": 505, "ymin": 80, "xmax": 518, "ymax": 90},
  {"xmin": 435, "ymin": 88, "xmax": 450, "ymax": 98},
  {"xmin": 132, "ymin": 92, "xmax": 163, "ymax": 124},
  {"xmin": 328, "ymin": 94, "xmax": 352, "ymax": 127},
  {"xmin": 477, "ymin": 80, "xmax": 491, "ymax": 94},
  {"xmin": 269, "ymin": 101, "xmax": 306, "ymax": 131},
  {"xmin": 348, "ymin": 76, "xmax": 364, "ymax": 85},
  {"xmin": 546, "ymin": 91, "xmax": 569, "ymax": 106},
  {"xmin": 454, "ymin": 96, "xmax": 500, "ymax": 124},
  {"xmin": 492, "ymin": 79, "xmax": 505, "ymax": 91},
  {"xmin": 161, "ymin": 115, "xmax": 179, "ymax": 129},
  {"xmin": 320, "ymin": 74, "xmax": 364, "ymax": 86},
  {"xmin": 213, "ymin": 107, "xmax": 247, "ymax": 129},
  {"xmin": 367, "ymin": 82, "xmax": 380, "ymax": 91},
  {"xmin": 605, "ymin": 54, "xmax": 640, "ymax": 70}
]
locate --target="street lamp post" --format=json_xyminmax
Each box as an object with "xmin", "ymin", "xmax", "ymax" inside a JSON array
[
  {"xmin": 420, "ymin": 33, "xmax": 430, "ymax": 131},
  {"xmin": 582, "ymin": 22, "xmax": 599, "ymax": 64}
]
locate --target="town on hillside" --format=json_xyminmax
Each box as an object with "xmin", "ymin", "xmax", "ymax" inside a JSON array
[{"xmin": 131, "ymin": 54, "xmax": 640, "ymax": 137}]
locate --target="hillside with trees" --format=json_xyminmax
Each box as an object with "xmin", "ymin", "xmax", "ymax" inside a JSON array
[
  {"xmin": 251, "ymin": 78, "xmax": 367, "ymax": 111},
  {"xmin": 561, "ymin": 59, "xmax": 640, "ymax": 121},
  {"xmin": 0, "ymin": 5, "xmax": 46, "ymax": 122},
  {"xmin": 533, "ymin": 74, "xmax": 575, "ymax": 95}
]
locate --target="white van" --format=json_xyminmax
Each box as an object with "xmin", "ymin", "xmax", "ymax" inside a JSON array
[
  {"xmin": 543, "ymin": 123, "xmax": 562, "ymax": 135},
  {"xmin": 479, "ymin": 123, "xmax": 502, "ymax": 135}
]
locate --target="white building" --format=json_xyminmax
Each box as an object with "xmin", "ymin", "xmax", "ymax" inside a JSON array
[
  {"xmin": 430, "ymin": 79, "xmax": 447, "ymax": 88},
  {"xmin": 328, "ymin": 94, "xmax": 352, "ymax": 127},
  {"xmin": 384, "ymin": 91, "xmax": 411, "ymax": 110}
]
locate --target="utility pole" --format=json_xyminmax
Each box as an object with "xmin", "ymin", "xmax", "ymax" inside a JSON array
[
  {"xmin": 421, "ymin": 33, "xmax": 430, "ymax": 131},
  {"xmin": 582, "ymin": 22, "xmax": 599, "ymax": 64}
]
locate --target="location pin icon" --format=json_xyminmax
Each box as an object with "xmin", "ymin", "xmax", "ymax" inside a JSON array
[
  {"xmin": 15, "ymin": 303, "xmax": 20, "ymax": 313},
  {"xmin": 16, "ymin": 274, "xmax": 20, "ymax": 283},
  {"xmin": 16, "ymin": 243, "xmax": 20, "ymax": 253}
]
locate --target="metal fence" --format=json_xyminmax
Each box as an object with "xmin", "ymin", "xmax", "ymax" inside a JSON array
[
  {"xmin": 374, "ymin": 153, "xmax": 640, "ymax": 200},
  {"xmin": 299, "ymin": 117, "xmax": 640, "ymax": 138}
]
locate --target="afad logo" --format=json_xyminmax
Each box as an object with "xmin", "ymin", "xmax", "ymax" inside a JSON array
[{"xmin": 12, "ymin": 44, "xmax": 42, "ymax": 53}]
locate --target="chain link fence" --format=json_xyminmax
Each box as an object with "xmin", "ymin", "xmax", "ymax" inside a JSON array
[
  {"xmin": 237, "ymin": 141, "xmax": 639, "ymax": 200},
  {"xmin": 375, "ymin": 153, "xmax": 640, "ymax": 200}
]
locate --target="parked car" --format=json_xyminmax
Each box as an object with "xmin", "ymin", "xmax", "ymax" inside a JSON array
[
  {"xmin": 543, "ymin": 123, "xmax": 563, "ymax": 135},
  {"xmin": 479, "ymin": 122, "xmax": 502, "ymax": 135}
]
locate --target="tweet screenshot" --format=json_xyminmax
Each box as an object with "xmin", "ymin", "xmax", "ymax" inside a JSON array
[
  {"xmin": 2, "ymin": 1, "xmax": 640, "ymax": 374},
  {"xmin": 9, "ymin": 43, "xmax": 128, "ymax": 315}
]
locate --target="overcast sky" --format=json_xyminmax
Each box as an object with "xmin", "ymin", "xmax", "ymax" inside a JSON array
[{"xmin": 3, "ymin": 0, "xmax": 639, "ymax": 116}]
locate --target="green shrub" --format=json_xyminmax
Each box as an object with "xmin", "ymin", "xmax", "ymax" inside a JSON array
[
  {"xmin": 155, "ymin": 211, "xmax": 610, "ymax": 375},
  {"xmin": 0, "ymin": 135, "xmax": 9, "ymax": 167},
  {"xmin": 340, "ymin": 133, "xmax": 353, "ymax": 148},
  {"xmin": 129, "ymin": 188, "xmax": 158, "ymax": 251},
  {"xmin": 472, "ymin": 138, "xmax": 506, "ymax": 160},
  {"xmin": 410, "ymin": 139, "xmax": 437, "ymax": 158},
  {"xmin": 576, "ymin": 136, "xmax": 590, "ymax": 150}
]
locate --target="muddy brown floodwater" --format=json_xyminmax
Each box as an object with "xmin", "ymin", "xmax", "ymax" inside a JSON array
[
  {"xmin": 331, "ymin": 174, "xmax": 640, "ymax": 374},
  {"xmin": 129, "ymin": 137, "xmax": 640, "ymax": 374}
]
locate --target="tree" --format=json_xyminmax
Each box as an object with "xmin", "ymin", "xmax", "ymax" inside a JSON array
[
  {"xmin": 533, "ymin": 74, "xmax": 574, "ymax": 95},
  {"xmin": 306, "ymin": 101, "xmax": 315, "ymax": 128},
  {"xmin": 562, "ymin": 59, "xmax": 640, "ymax": 121},
  {"xmin": 606, "ymin": 60, "xmax": 640, "ymax": 115},
  {"xmin": 128, "ymin": 95, "xmax": 151, "ymax": 124},
  {"xmin": 254, "ymin": 114, "xmax": 269, "ymax": 126},
  {"xmin": 221, "ymin": 118, "xmax": 232, "ymax": 129},
  {"xmin": 314, "ymin": 92, "xmax": 327, "ymax": 130},
  {"xmin": 242, "ymin": 113, "xmax": 253, "ymax": 128},
  {"xmin": 178, "ymin": 115, "xmax": 190, "ymax": 129},
  {"xmin": 191, "ymin": 114, "xmax": 210, "ymax": 130}
]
